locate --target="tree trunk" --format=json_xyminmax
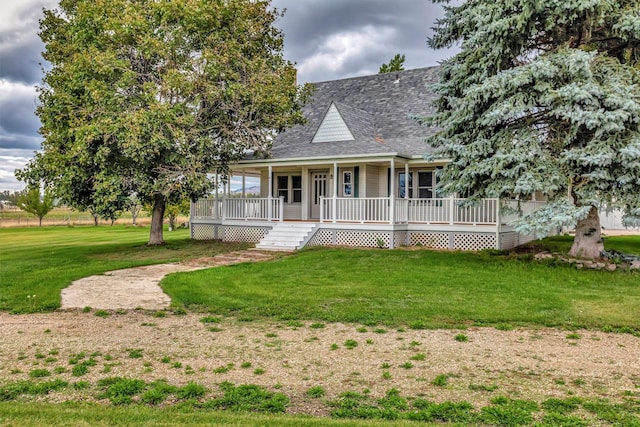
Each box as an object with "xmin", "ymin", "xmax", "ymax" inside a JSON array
[
  {"xmin": 38, "ymin": 216, "xmax": 43, "ymax": 227},
  {"xmin": 569, "ymin": 206, "xmax": 604, "ymax": 259},
  {"xmin": 148, "ymin": 193, "xmax": 166, "ymax": 245}
]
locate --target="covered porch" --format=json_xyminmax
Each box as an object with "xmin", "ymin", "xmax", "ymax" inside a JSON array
[
  {"xmin": 190, "ymin": 155, "xmax": 542, "ymax": 250},
  {"xmin": 190, "ymin": 196, "xmax": 542, "ymax": 250}
]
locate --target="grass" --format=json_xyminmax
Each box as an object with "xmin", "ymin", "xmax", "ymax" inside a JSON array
[
  {"xmin": 0, "ymin": 226, "xmax": 248, "ymax": 313},
  {"xmin": 161, "ymin": 238, "xmax": 640, "ymax": 330},
  {"xmin": 3, "ymin": 227, "xmax": 638, "ymax": 329},
  {"xmin": 0, "ymin": 401, "xmax": 449, "ymax": 426}
]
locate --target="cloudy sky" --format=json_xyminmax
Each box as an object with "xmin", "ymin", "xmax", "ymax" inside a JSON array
[{"xmin": 0, "ymin": 0, "xmax": 458, "ymax": 192}]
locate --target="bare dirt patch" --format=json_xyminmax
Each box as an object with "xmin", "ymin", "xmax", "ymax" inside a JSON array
[{"xmin": 1, "ymin": 311, "xmax": 638, "ymax": 414}]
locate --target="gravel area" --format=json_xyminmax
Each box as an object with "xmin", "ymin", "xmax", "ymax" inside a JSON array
[{"xmin": 1, "ymin": 311, "xmax": 638, "ymax": 414}]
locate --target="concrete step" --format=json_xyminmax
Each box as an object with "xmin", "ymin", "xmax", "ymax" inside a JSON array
[{"xmin": 256, "ymin": 223, "xmax": 317, "ymax": 251}]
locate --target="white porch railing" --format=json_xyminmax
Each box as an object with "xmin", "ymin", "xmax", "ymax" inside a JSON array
[
  {"xmin": 192, "ymin": 196, "xmax": 509, "ymax": 225},
  {"xmin": 191, "ymin": 199, "xmax": 222, "ymax": 219},
  {"xmin": 320, "ymin": 197, "xmax": 401, "ymax": 223},
  {"xmin": 320, "ymin": 197, "xmax": 500, "ymax": 225},
  {"xmin": 191, "ymin": 197, "xmax": 283, "ymax": 222}
]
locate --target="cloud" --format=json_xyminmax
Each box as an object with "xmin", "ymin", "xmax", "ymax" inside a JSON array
[
  {"xmin": 272, "ymin": 0, "xmax": 451, "ymax": 83},
  {"xmin": 0, "ymin": 80, "xmax": 41, "ymax": 149},
  {"xmin": 0, "ymin": 0, "xmax": 56, "ymax": 84},
  {"xmin": 0, "ymin": 148, "xmax": 35, "ymax": 191},
  {"xmin": 297, "ymin": 26, "xmax": 397, "ymax": 82}
]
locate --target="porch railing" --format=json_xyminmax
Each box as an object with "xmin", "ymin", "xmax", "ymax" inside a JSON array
[
  {"xmin": 191, "ymin": 197, "xmax": 283, "ymax": 222},
  {"xmin": 320, "ymin": 197, "xmax": 500, "ymax": 225},
  {"xmin": 192, "ymin": 196, "xmax": 511, "ymax": 225},
  {"xmin": 191, "ymin": 199, "xmax": 222, "ymax": 219}
]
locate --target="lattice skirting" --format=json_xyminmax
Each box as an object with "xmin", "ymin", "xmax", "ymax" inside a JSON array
[
  {"xmin": 193, "ymin": 222, "xmax": 523, "ymax": 251},
  {"xmin": 307, "ymin": 229, "xmax": 333, "ymax": 246},
  {"xmin": 309, "ymin": 230, "xmax": 499, "ymax": 250},
  {"xmin": 453, "ymin": 233, "xmax": 496, "ymax": 251},
  {"xmin": 409, "ymin": 232, "xmax": 449, "ymax": 249},
  {"xmin": 221, "ymin": 226, "xmax": 268, "ymax": 243},
  {"xmin": 307, "ymin": 229, "xmax": 392, "ymax": 248},
  {"xmin": 191, "ymin": 223, "xmax": 219, "ymax": 240},
  {"xmin": 190, "ymin": 223, "xmax": 269, "ymax": 243},
  {"xmin": 337, "ymin": 231, "xmax": 390, "ymax": 248}
]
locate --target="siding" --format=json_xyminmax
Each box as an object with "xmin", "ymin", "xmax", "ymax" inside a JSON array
[{"xmin": 366, "ymin": 166, "xmax": 381, "ymax": 197}]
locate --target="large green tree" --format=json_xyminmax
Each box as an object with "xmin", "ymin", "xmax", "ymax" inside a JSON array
[
  {"xmin": 425, "ymin": 0, "xmax": 640, "ymax": 258},
  {"xmin": 18, "ymin": 0, "xmax": 307, "ymax": 244}
]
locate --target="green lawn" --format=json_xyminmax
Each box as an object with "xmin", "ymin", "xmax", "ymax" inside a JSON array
[
  {"xmin": 0, "ymin": 402, "xmax": 432, "ymax": 427},
  {"xmin": 162, "ymin": 236, "xmax": 640, "ymax": 330},
  {"xmin": 0, "ymin": 226, "xmax": 248, "ymax": 313}
]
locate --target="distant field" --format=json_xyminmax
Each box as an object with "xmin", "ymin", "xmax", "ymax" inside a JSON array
[{"xmin": 0, "ymin": 206, "xmax": 188, "ymax": 228}]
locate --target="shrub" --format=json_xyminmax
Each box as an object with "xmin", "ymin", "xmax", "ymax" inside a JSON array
[
  {"xmin": 200, "ymin": 316, "xmax": 220, "ymax": 324},
  {"xmin": 208, "ymin": 382, "xmax": 289, "ymax": 413},
  {"xmin": 432, "ymin": 374, "xmax": 449, "ymax": 387},
  {"xmin": 455, "ymin": 333, "xmax": 469, "ymax": 342},
  {"xmin": 128, "ymin": 349, "xmax": 143, "ymax": 359},
  {"xmin": 28, "ymin": 379, "xmax": 68, "ymax": 395},
  {"xmin": 29, "ymin": 369, "xmax": 51, "ymax": 378},
  {"xmin": 97, "ymin": 377, "xmax": 146, "ymax": 405},
  {"xmin": 176, "ymin": 382, "xmax": 207, "ymax": 400},
  {"xmin": 306, "ymin": 386, "xmax": 326, "ymax": 398},
  {"xmin": 344, "ymin": 339, "xmax": 358, "ymax": 349}
]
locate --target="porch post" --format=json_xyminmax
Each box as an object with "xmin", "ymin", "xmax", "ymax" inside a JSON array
[
  {"xmin": 189, "ymin": 201, "xmax": 194, "ymax": 239},
  {"xmin": 449, "ymin": 196, "xmax": 454, "ymax": 225},
  {"xmin": 279, "ymin": 196, "xmax": 284, "ymax": 222},
  {"xmin": 241, "ymin": 173, "xmax": 246, "ymax": 198},
  {"xmin": 215, "ymin": 170, "xmax": 219, "ymax": 201},
  {"xmin": 495, "ymin": 199, "xmax": 501, "ymax": 249},
  {"xmin": 332, "ymin": 162, "xmax": 338, "ymax": 223},
  {"xmin": 404, "ymin": 163, "xmax": 409, "ymax": 199},
  {"xmin": 389, "ymin": 159, "xmax": 395, "ymax": 224},
  {"xmin": 268, "ymin": 165, "xmax": 273, "ymax": 221}
]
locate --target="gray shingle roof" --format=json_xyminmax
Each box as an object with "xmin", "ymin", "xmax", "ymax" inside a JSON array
[{"xmin": 264, "ymin": 66, "xmax": 440, "ymax": 160}]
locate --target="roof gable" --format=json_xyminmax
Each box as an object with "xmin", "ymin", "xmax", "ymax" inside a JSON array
[
  {"xmin": 263, "ymin": 67, "xmax": 442, "ymax": 160},
  {"xmin": 311, "ymin": 102, "xmax": 355, "ymax": 143}
]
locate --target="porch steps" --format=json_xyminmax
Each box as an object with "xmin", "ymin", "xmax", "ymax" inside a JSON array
[{"xmin": 255, "ymin": 223, "xmax": 317, "ymax": 251}]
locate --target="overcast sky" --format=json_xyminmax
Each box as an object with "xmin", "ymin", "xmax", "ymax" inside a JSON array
[{"xmin": 0, "ymin": 0, "xmax": 458, "ymax": 191}]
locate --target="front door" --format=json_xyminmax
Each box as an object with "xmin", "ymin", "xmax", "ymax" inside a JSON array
[{"xmin": 310, "ymin": 172, "xmax": 328, "ymax": 219}]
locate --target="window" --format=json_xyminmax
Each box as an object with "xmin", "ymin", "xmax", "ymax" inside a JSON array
[
  {"xmin": 398, "ymin": 170, "xmax": 439, "ymax": 199},
  {"xmin": 276, "ymin": 175, "xmax": 302, "ymax": 204},
  {"xmin": 398, "ymin": 172, "xmax": 413, "ymax": 198},
  {"xmin": 343, "ymin": 171, "xmax": 353, "ymax": 197},
  {"xmin": 292, "ymin": 176, "xmax": 302, "ymax": 203},
  {"xmin": 418, "ymin": 171, "xmax": 433, "ymax": 199},
  {"xmin": 277, "ymin": 176, "xmax": 289, "ymax": 202}
]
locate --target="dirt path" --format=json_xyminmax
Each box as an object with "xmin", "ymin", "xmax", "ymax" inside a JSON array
[{"xmin": 60, "ymin": 250, "xmax": 276, "ymax": 310}]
